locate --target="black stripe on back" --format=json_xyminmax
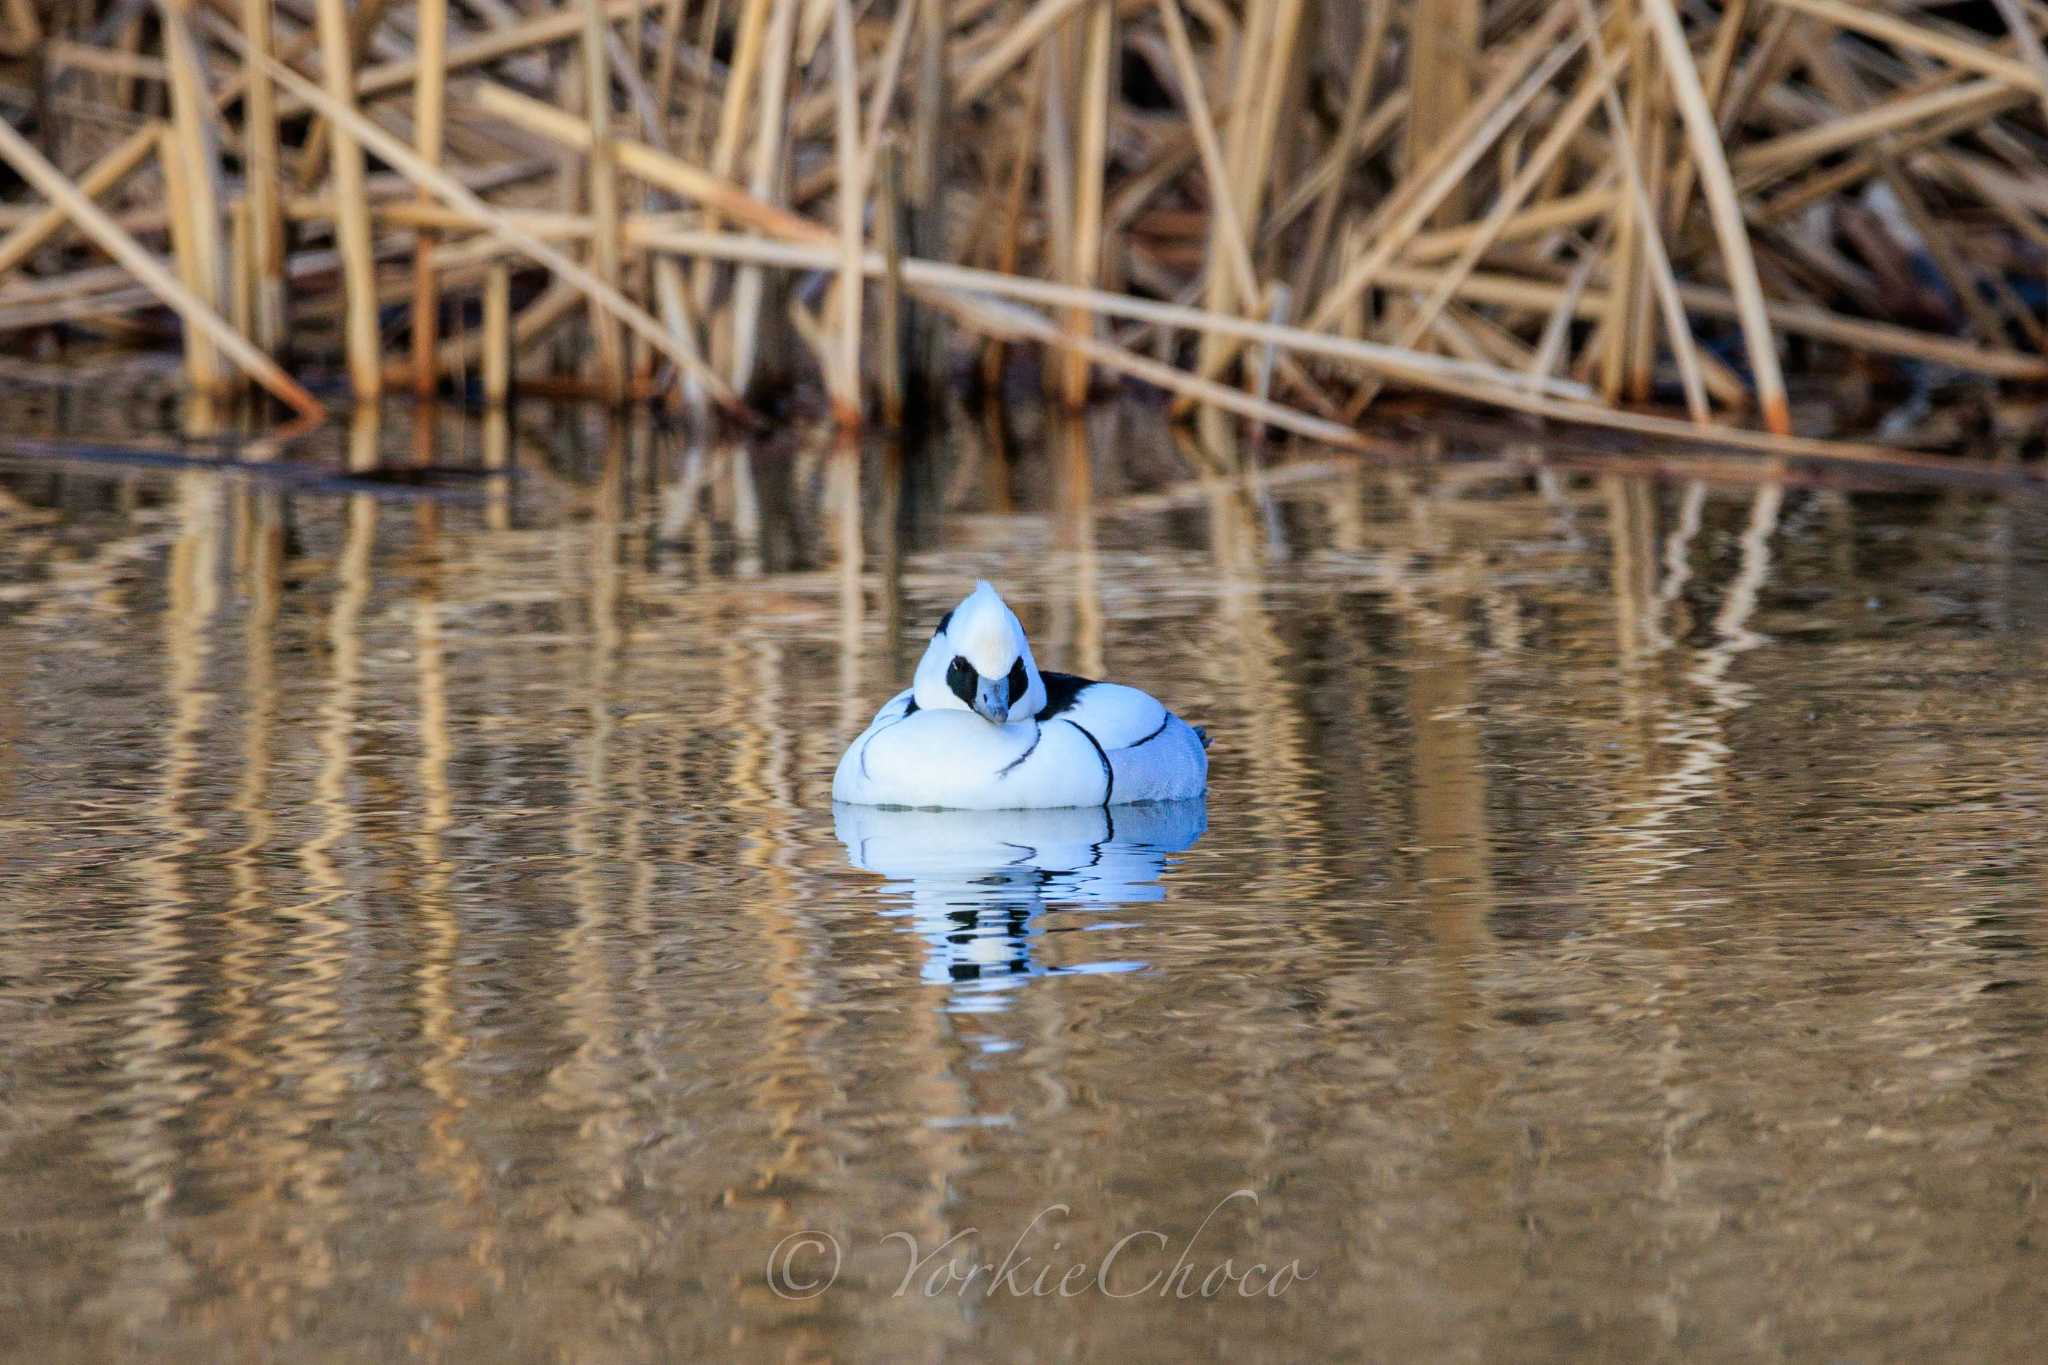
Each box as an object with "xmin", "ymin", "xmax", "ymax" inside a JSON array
[
  {"xmin": 1035, "ymin": 671, "xmax": 1097, "ymax": 721},
  {"xmin": 935, "ymin": 609, "xmax": 954, "ymax": 636},
  {"xmin": 1129, "ymin": 714, "xmax": 1171, "ymax": 748},
  {"xmin": 1061, "ymin": 718, "xmax": 1114, "ymax": 806}
]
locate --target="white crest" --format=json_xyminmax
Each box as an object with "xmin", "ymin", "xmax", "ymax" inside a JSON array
[
  {"xmin": 911, "ymin": 581, "xmax": 1047, "ymax": 723},
  {"xmin": 951, "ymin": 581, "xmax": 1022, "ymax": 674}
]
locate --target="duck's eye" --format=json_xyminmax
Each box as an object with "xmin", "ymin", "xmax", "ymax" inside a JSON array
[
  {"xmin": 945, "ymin": 655, "xmax": 976, "ymax": 706},
  {"xmin": 1006, "ymin": 657, "xmax": 1029, "ymax": 703}
]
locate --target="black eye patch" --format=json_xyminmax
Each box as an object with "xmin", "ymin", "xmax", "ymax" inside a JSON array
[
  {"xmin": 946, "ymin": 655, "xmax": 977, "ymax": 707},
  {"xmin": 1006, "ymin": 657, "xmax": 1029, "ymax": 705}
]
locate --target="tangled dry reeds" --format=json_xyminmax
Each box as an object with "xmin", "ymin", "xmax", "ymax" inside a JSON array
[{"xmin": 2, "ymin": 1, "xmax": 2046, "ymax": 464}]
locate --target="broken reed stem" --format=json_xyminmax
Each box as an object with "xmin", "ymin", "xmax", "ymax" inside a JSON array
[
  {"xmin": 1192, "ymin": 0, "xmax": 1304, "ymax": 390},
  {"xmin": 1406, "ymin": 0, "xmax": 1482, "ymax": 228},
  {"xmin": 1155, "ymin": 0, "xmax": 1262, "ymax": 411},
  {"xmin": 1989, "ymin": 0, "xmax": 2048, "ymax": 127},
  {"xmin": 938, "ymin": 286, "xmax": 1368, "ymax": 449},
  {"xmin": 1769, "ymin": 0, "xmax": 2046, "ymax": 95},
  {"xmin": 1663, "ymin": 0, "xmax": 1748, "ymax": 235},
  {"xmin": 696, "ymin": 0, "xmax": 771, "ymax": 321},
  {"xmin": 982, "ymin": 48, "xmax": 1045, "ymax": 390}
]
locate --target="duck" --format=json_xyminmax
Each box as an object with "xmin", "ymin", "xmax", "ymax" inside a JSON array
[{"xmin": 832, "ymin": 581, "xmax": 1209, "ymax": 809}]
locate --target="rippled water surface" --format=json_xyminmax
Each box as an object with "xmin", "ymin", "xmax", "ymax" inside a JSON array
[{"xmin": 2, "ymin": 403, "xmax": 2045, "ymax": 1362}]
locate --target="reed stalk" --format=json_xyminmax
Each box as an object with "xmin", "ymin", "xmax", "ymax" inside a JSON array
[
  {"xmin": 411, "ymin": 0, "xmax": 448, "ymax": 395},
  {"xmin": 829, "ymin": 0, "xmax": 864, "ymax": 424},
  {"xmin": 729, "ymin": 0, "xmax": 798, "ymax": 395},
  {"xmin": 483, "ymin": 260, "xmax": 510, "ymax": 404},
  {"xmin": 313, "ymin": 0, "xmax": 381, "ymax": 400},
  {"xmin": 1062, "ymin": 0, "xmax": 1113, "ymax": 406},
  {"xmin": 582, "ymin": 0, "xmax": 627, "ymax": 399},
  {"xmin": 876, "ymin": 136, "xmax": 907, "ymax": 427},
  {"xmin": 238, "ymin": 0, "xmax": 285, "ymax": 355},
  {"xmin": 158, "ymin": 0, "xmax": 225, "ymax": 394}
]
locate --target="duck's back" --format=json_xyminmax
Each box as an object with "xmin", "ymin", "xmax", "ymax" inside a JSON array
[
  {"xmin": 833, "ymin": 673, "xmax": 1208, "ymax": 810},
  {"xmin": 1036, "ymin": 674, "xmax": 1209, "ymax": 805}
]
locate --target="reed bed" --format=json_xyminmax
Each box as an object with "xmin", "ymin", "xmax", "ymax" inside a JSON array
[{"xmin": 2, "ymin": 1, "xmax": 2047, "ymax": 463}]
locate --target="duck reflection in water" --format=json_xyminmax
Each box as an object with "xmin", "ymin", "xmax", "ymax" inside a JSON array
[{"xmin": 834, "ymin": 800, "xmax": 1208, "ymax": 1012}]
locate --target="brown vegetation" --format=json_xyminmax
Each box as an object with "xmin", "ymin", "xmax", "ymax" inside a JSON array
[{"xmin": 1, "ymin": 1, "xmax": 2046, "ymax": 465}]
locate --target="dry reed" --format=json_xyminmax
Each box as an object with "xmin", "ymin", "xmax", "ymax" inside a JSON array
[{"xmin": 1, "ymin": 1, "xmax": 2045, "ymax": 465}]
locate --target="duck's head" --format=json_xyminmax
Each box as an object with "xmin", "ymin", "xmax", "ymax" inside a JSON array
[{"xmin": 913, "ymin": 581, "xmax": 1047, "ymax": 725}]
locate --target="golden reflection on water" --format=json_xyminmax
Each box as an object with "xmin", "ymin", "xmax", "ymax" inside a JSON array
[{"xmin": 2, "ymin": 402, "xmax": 2047, "ymax": 1361}]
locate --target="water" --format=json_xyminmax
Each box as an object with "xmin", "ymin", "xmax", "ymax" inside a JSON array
[{"xmin": 2, "ymin": 402, "xmax": 2045, "ymax": 1362}]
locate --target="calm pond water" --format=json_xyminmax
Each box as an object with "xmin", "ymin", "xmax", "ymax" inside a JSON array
[{"xmin": 2, "ymin": 401, "xmax": 2045, "ymax": 1362}]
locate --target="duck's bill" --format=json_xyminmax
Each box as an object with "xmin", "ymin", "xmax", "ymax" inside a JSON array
[{"xmin": 972, "ymin": 678, "xmax": 1012, "ymax": 724}]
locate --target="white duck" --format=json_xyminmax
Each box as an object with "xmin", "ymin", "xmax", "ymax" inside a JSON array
[{"xmin": 832, "ymin": 581, "xmax": 1209, "ymax": 809}]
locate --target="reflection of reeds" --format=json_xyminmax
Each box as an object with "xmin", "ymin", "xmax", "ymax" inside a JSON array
[
  {"xmin": 116, "ymin": 472, "xmax": 217, "ymax": 1222},
  {"xmin": 15, "ymin": 387, "xmax": 2046, "ymax": 1352},
  {"xmin": 405, "ymin": 496, "xmax": 500, "ymax": 1339},
  {"xmin": 282, "ymin": 486, "xmax": 374, "ymax": 1142},
  {"xmin": 7, "ymin": 4, "xmax": 2048, "ymax": 463}
]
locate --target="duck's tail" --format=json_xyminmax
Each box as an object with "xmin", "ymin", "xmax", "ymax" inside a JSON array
[{"xmin": 1194, "ymin": 725, "xmax": 1211, "ymax": 750}]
